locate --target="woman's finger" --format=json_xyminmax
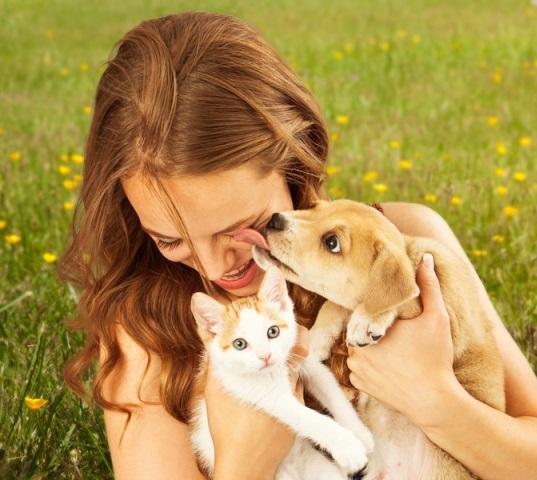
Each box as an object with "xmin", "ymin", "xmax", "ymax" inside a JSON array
[
  {"xmin": 416, "ymin": 253, "xmax": 448, "ymax": 318},
  {"xmin": 288, "ymin": 325, "xmax": 309, "ymax": 367}
]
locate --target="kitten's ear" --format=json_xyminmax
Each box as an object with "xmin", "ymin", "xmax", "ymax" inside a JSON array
[
  {"xmin": 190, "ymin": 293, "xmax": 224, "ymax": 336},
  {"xmin": 258, "ymin": 266, "xmax": 290, "ymax": 311}
]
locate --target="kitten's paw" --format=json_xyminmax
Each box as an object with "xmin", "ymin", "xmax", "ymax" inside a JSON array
[
  {"xmin": 346, "ymin": 308, "xmax": 396, "ymax": 347},
  {"xmin": 328, "ymin": 428, "xmax": 368, "ymax": 475}
]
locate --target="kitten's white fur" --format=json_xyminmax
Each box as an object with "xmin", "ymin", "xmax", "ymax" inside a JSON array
[{"xmin": 190, "ymin": 267, "xmax": 373, "ymax": 479}]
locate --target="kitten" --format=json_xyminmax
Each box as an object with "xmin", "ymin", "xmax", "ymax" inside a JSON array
[{"xmin": 189, "ymin": 266, "xmax": 374, "ymax": 480}]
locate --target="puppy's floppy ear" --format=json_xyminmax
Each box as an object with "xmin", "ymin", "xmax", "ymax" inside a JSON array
[{"xmin": 363, "ymin": 240, "xmax": 419, "ymax": 316}]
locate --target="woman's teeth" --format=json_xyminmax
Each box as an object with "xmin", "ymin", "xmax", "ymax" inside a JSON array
[{"xmin": 222, "ymin": 260, "xmax": 251, "ymax": 279}]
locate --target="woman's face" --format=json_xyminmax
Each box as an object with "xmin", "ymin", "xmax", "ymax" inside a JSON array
[{"xmin": 121, "ymin": 163, "xmax": 294, "ymax": 298}]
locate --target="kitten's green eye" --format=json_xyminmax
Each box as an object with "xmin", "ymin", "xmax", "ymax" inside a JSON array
[
  {"xmin": 232, "ymin": 338, "xmax": 247, "ymax": 350},
  {"xmin": 267, "ymin": 326, "xmax": 280, "ymax": 339}
]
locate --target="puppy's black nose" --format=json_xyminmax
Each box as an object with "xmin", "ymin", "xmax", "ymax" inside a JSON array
[{"xmin": 267, "ymin": 213, "xmax": 287, "ymax": 231}]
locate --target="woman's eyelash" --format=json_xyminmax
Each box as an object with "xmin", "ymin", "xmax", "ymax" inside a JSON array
[{"xmin": 156, "ymin": 238, "xmax": 183, "ymax": 250}]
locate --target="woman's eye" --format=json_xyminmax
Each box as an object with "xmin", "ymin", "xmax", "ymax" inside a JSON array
[
  {"xmin": 267, "ymin": 326, "xmax": 280, "ymax": 339},
  {"xmin": 232, "ymin": 338, "xmax": 248, "ymax": 350},
  {"xmin": 323, "ymin": 234, "xmax": 341, "ymax": 253},
  {"xmin": 156, "ymin": 238, "xmax": 183, "ymax": 250}
]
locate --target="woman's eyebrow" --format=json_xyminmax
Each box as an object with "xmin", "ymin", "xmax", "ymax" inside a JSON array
[{"xmin": 141, "ymin": 213, "xmax": 262, "ymax": 240}]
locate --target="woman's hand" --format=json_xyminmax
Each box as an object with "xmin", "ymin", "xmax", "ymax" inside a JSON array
[
  {"xmin": 206, "ymin": 325, "xmax": 309, "ymax": 480},
  {"xmin": 346, "ymin": 253, "xmax": 459, "ymax": 427}
]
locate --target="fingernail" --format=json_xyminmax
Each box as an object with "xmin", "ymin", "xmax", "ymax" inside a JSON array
[{"xmin": 423, "ymin": 252, "xmax": 434, "ymax": 268}]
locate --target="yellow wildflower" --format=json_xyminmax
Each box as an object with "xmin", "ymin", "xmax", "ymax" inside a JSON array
[
  {"xmin": 0, "ymin": 127, "xmax": 5, "ymax": 135},
  {"xmin": 487, "ymin": 116, "xmax": 499, "ymax": 127},
  {"xmin": 64, "ymin": 201, "xmax": 74, "ymax": 212},
  {"xmin": 450, "ymin": 196, "xmax": 462, "ymax": 206},
  {"xmin": 492, "ymin": 234, "xmax": 505, "ymax": 243},
  {"xmin": 396, "ymin": 29, "xmax": 407, "ymax": 39},
  {"xmin": 9, "ymin": 151, "xmax": 22, "ymax": 161},
  {"xmin": 79, "ymin": 63, "xmax": 90, "ymax": 72},
  {"xmin": 59, "ymin": 153, "xmax": 69, "ymax": 162},
  {"xmin": 495, "ymin": 142, "xmax": 507, "ymax": 155},
  {"xmin": 490, "ymin": 71, "xmax": 502, "ymax": 84},
  {"xmin": 495, "ymin": 185, "xmax": 508, "ymax": 196},
  {"xmin": 495, "ymin": 167, "xmax": 507, "ymax": 177},
  {"xmin": 379, "ymin": 41, "xmax": 390, "ymax": 51},
  {"xmin": 0, "ymin": 219, "xmax": 7, "ymax": 229},
  {"xmin": 59, "ymin": 67, "xmax": 70, "ymax": 77},
  {"xmin": 70, "ymin": 153, "xmax": 84, "ymax": 164},
  {"xmin": 83, "ymin": 106, "xmax": 92, "ymax": 115},
  {"xmin": 399, "ymin": 160, "xmax": 413, "ymax": 170},
  {"xmin": 344, "ymin": 42, "xmax": 354, "ymax": 53},
  {"xmin": 43, "ymin": 252, "xmax": 57, "ymax": 264},
  {"xmin": 519, "ymin": 137, "xmax": 533, "ymax": 148},
  {"xmin": 424, "ymin": 193, "xmax": 437, "ymax": 203},
  {"xmin": 472, "ymin": 249, "xmax": 488, "ymax": 257},
  {"xmin": 329, "ymin": 185, "xmax": 345, "ymax": 198},
  {"xmin": 63, "ymin": 179, "xmax": 77, "ymax": 191},
  {"xmin": 330, "ymin": 132, "xmax": 340, "ymax": 142},
  {"xmin": 373, "ymin": 183, "xmax": 388, "ymax": 193},
  {"xmin": 411, "ymin": 34, "xmax": 421, "ymax": 44},
  {"xmin": 334, "ymin": 50, "xmax": 344, "ymax": 61},
  {"xmin": 326, "ymin": 165, "xmax": 341, "ymax": 177},
  {"xmin": 58, "ymin": 165, "xmax": 71, "ymax": 176},
  {"xmin": 513, "ymin": 171, "xmax": 527, "ymax": 182},
  {"xmin": 25, "ymin": 396, "xmax": 48, "ymax": 411},
  {"xmin": 45, "ymin": 29, "xmax": 54, "ymax": 39},
  {"xmin": 5, "ymin": 234, "xmax": 21, "ymax": 245},
  {"xmin": 503, "ymin": 206, "xmax": 519, "ymax": 218},
  {"xmin": 442, "ymin": 154, "xmax": 452, "ymax": 162},
  {"xmin": 388, "ymin": 139, "xmax": 401, "ymax": 150},
  {"xmin": 336, "ymin": 115, "xmax": 349, "ymax": 126},
  {"xmin": 73, "ymin": 174, "xmax": 82, "ymax": 182},
  {"xmin": 363, "ymin": 171, "xmax": 379, "ymax": 182}
]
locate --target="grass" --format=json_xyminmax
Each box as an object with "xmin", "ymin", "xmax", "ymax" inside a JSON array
[{"xmin": 1, "ymin": 0, "xmax": 536, "ymax": 477}]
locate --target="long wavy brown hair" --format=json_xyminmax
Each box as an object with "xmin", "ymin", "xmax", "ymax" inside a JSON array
[{"xmin": 58, "ymin": 11, "xmax": 349, "ymax": 429}]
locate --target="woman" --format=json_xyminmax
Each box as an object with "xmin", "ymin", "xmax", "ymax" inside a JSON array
[{"xmin": 58, "ymin": 11, "xmax": 537, "ymax": 480}]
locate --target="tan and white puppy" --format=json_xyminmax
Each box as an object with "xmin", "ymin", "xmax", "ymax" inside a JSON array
[{"xmin": 252, "ymin": 199, "xmax": 505, "ymax": 480}]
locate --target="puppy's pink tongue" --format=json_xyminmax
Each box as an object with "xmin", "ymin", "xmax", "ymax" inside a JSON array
[{"xmin": 233, "ymin": 228, "xmax": 269, "ymax": 250}]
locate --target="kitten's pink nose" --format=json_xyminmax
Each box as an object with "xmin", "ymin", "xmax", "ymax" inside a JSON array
[{"xmin": 260, "ymin": 353, "xmax": 272, "ymax": 365}]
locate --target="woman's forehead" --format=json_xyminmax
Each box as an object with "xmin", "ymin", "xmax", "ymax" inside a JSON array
[{"xmin": 121, "ymin": 165, "xmax": 290, "ymax": 238}]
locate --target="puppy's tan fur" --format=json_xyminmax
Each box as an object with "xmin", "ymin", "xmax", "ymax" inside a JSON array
[{"xmin": 253, "ymin": 199, "xmax": 505, "ymax": 480}]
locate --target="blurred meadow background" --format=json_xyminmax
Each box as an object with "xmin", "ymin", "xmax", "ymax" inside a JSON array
[{"xmin": 1, "ymin": 0, "xmax": 536, "ymax": 477}]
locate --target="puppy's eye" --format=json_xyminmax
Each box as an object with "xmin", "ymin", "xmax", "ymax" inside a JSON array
[
  {"xmin": 232, "ymin": 338, "xmax": 247, "ymax": 350},
  {"xmin": 323, "ymin": 234, "xmax": 341, "ymax": 253}
]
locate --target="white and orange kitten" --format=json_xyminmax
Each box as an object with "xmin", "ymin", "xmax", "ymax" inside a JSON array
[{"xmin": 189, "ymin": 266, "xmax": 373, "ymax": 480}]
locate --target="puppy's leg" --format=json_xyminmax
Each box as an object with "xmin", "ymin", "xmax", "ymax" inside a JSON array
[
  {"xmin": 309, "ymin": 301, "xmax": 349, "ymax": 360},
  {"xmin": 346, "ymin": 304, "xmax": 397, "ymax": 347}
]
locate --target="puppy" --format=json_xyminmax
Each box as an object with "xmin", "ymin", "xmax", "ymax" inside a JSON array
[{"xmin": 251, "ymin": 199, "xmax": 505, "ymax": 480}]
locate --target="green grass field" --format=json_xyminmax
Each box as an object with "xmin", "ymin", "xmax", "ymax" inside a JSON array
[{"xmin": 1, "ymin": 0, "xmax": 536, "ymax": 477}]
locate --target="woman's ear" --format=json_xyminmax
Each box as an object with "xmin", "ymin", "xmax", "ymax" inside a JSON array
[
  {"xmin": 362, "ymin": 241, "xmax": 420, "ymax": 316},
  {"xmin": 191, "ymin": 293, "xmax": 224, "ymax": 336}
]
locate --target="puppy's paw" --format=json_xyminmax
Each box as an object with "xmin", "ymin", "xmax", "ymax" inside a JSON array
[{"xmin": 346, "ymin": 307, "xmax": 396, "ymax": 347}]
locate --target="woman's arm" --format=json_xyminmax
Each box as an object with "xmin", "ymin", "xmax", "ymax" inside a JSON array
[
  {"xmin": 345, "ymin": 201, "xmax": 537, "ymax": 480},
  {"xmin": 101, "ymin": 324, "xmax": 206, "ymax": 480}
]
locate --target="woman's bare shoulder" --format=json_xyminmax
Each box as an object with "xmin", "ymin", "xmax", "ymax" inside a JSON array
[{"xmin": 99, "ymin": 323, "xmax": 205, "ymax": 480}]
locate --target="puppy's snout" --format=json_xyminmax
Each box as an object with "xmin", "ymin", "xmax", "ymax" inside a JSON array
[{"xmin": 267, "ymin": 213, "xmax": 287, "ymax": 231}]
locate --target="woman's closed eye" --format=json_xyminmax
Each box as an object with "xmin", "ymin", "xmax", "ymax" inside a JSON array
[
  {"xmin": 156, "ymin": 238, "xmax": 183, "ymax": 250},
  {"xmin": 155, "ymin": 216, "xmax": 269, "ymax": 251}
]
